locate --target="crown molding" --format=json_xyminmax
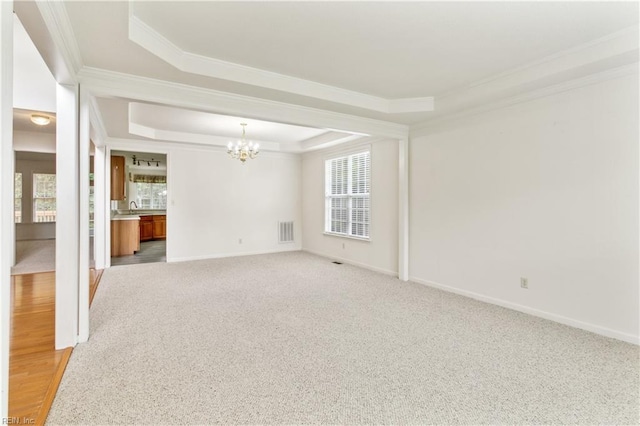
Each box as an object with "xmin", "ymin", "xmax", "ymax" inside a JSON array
[
  {"xmin": 105, "ymin": 137, "xmax": 300, "ymax": 160},
  {"xmin": 33, "ymin": 0, "xmax": 82, "ymax": 79},
  {"xmin": 128, "ymin": 122, "xmax": 283, "ymax": 152},
  {"xmin": 410, "ymin": 62, "xmax": 639, "ymax": 138},
  {"xmin": 78, "ymin": 67, "xmax": 409, "ymax": 140},
  {"xmin": 410, "ymin": 25, "xmax": 639, "ymax": 136},
  {"xmin": 87, "ymin": 94, "xmax": 108, "ymax": 146},
  {"xmin": 429, "ymin": 25, "xmax": 638, "ymax": 114},
  {"xmin": 299, "ymin": 131, "xmax": 364, "ymax": 152},
  {"xmin": 128, "ymin": 8, "xmax": 433, "ymax": 114}
]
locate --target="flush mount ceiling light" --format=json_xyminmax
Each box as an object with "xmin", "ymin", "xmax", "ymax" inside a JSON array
[
  {"xmin": 227, "ymin": 123, "xmax": 259, "ymax": 164},
  {"xmin": 30, "ymin": 114, "xmax": 51, "ymax": 126}
]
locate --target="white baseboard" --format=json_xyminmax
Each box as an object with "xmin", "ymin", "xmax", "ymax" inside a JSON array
[
  {"xmin": 409, "ymin": 276, "xmax": 639, "ymax": 346},
  {"xmin": 167, "ymin": 245, "xmax": 301, "ymax": 263},
  {"xmin": 302, "ymin": 248, "xmax": 398, "ymax": 277}
]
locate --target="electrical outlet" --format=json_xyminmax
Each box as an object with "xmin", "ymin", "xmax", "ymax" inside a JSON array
[
  {"xmin": 238, "ymin": 238, "xmax": 243, "ymax": 244},
  {"xmin": 520, "ymin": 277, "xmax": 528, "ymax": 289},
  {"xmin": 342, "ymin": 243, "xmax": 345, "ymax": 249}
]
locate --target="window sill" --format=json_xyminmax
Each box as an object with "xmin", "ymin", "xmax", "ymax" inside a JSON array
[{"xmin": 323, "ymin": 232, "xmax": 370, "ymax": 242}]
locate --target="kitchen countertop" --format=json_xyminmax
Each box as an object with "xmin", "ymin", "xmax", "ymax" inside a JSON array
[
  {"xmin": 112, "ymin": 210, "xmax": 166, "ymax": 220},
  {"xmin": 112, "ymin": 214, "xmax": 140, "ymax": 221}
]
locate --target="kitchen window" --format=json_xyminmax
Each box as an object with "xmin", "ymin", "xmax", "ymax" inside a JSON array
[
  {"xmin": 33, "ymin": 173, "xmax": 56, "ymax": 222},
  {"xmin": 135, "ymin": 182, "xmax": 167, "ymax": 210},
  {"xmin": 325, "ymin": 151, "xmax": 370, "ymax": 239}
]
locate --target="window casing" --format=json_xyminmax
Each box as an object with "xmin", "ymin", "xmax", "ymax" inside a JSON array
[
  {"xmin": 15, "ymin": 173, "xmax": 22, "ymax": 224},
  {"xmin": 33, "ymin": 173, "xmax": 56, "ymax": 223},
  {"xmin": 325, "ymin": 151, "xmax": 370, "ymax": 239}
]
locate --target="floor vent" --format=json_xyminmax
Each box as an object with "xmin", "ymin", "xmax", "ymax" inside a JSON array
[
  {"xmin": 332, "ymin": 261, "xmax": 343, "ymax": 265},
  {"xmin": 278, "ymin": 221, "xmax": 294, "ymax": 243}
]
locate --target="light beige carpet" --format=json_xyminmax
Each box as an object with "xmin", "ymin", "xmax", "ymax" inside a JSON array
[
  {"xmin": 11, "ymin": 239, "xmax": 55, "ymax": 275},
  {"xmin": 47, "ymin": 252, "xmax": 639, "ymax": 425}
]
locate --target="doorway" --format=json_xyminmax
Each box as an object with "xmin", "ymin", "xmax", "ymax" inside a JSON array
[{"xmin": 110, "ymin": 150, "xmax": 167, "ymax": 266}]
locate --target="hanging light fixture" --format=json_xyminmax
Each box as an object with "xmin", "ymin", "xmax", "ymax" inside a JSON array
[{"xmin": 227, "ymin": 123, "xmax": 259, "ymax": 163}]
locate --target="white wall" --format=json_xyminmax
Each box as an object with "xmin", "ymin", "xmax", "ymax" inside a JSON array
[
  {"xmin": 13, "ymin": 130, "xmax": 55, "ymax": 152},
  {"xmin": 168, "ymin": 147, "xmax": 301, "ymax": 261},
  {"xmin": 409, "ymin": 73, "xmax": 639, "ymax": 343},
  {"xmin": 302, "ymin": 139, "xmax": 399, "ymax": 275}
]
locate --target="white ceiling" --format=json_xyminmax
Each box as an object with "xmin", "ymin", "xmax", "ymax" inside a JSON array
[
  {"xmin": 13, "ymin": 14, "xmax": 56, "ymax": 113},
  {"xmin": 13, "ymin": 108, "xmax": 56, "ymax": 134},
  {"xmin": 16, "ymin": 1, "xmax": 639, "ymax": 152},
  {"xmin": 130, "ymin": 1, "xmax": 637, "ymax": 99}
]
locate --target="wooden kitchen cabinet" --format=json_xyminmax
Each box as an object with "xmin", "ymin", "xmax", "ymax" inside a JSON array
[
  {"xmin": 152, "ymin": 215, "xmax": 166, "ymax": 239},
  {"xmin": 139, "ymin": 216, "xmax": 154, "ymax": 241},
  {"xmin": 111, "ymin": 219, "xmax": 140, "ymax": 256},
  {"xmin": 110, "ymin": 155, "xmax": 126, "ymax": 200}
]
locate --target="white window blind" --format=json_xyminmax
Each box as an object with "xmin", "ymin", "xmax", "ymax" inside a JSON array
[{"xmin": 325, "ymin": 151, "xmax": 370, "ymax": 239}]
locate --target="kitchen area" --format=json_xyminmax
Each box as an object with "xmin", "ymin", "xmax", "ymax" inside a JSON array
[{"xmin": 110, "ymin": 151, "xmax": 167, "ymax": 266}]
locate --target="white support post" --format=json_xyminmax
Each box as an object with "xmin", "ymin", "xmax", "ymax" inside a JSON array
[
  {"xmin": 398, "ymin": 137, "xmax": 409, "ymax": 281},
  {"xmin": 55, "ymin": 83, "xmax": 80, "ymax": 349},
  {"xmin": 104, "ymin": 146, "xmax": 111, "ymax": 268},
  {"xmin": 0, "ymin": 1, "xmax": 12, "ymax": 418},
  {"xmin": 94, "ymin": 145, "xmax": 107, "ymax": 270},
  {"xmin": 78, "ymin": 86, "xmax": 90, "ymax": 342}
]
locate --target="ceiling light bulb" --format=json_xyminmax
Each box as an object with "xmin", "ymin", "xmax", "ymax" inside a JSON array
[{"xmin": 30, "ymin": 114, "xmax": 50, "ymax": 126}]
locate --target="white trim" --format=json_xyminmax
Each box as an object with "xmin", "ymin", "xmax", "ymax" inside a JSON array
[
  {"xmin": 93, "ymin": 145, "xmax": 107, "ymax": 270},
  {"xmin": 78, "ymin": 67, "xmax": 409, "ymax": 140},
  {"xmin": 410, "ymin": 276, "xmax": 639, "ymax": 345},
  {"xmin": 441, "ymin": 24, "xmax": 638, "ymax": 97},
  {"xmin": 0, "ymin": 1, "xmax": 12, "ymax": 417},
  {"xmin": 88, "ymin": 94, "xmax": 108, "ymax": 146},
  {"xmin": 33, "ymin": 0, "xmax": 82, "ymax": 81},
  {"xmin": 128, "ymin": 9, "xmax": 434, "ymax": 114},
  {"xmin": 398, "ymin": 138, "xmax": 409, "ymax": 281},
  {"xmin": 105, "ymin": 137, "xmax": 299, "ymax": 161},
  {"xmin": 55, "ymin": 83, "xmax": 80, "ymax": 349},
  {"xmin": 128, "ymin": 122, "xmax": 282, "ymax": 153},
  {"xmin": 323, "ymin": 232, "xmax": 370, "ymax": 242},
  {"xmin": 300, "ymin": 132, "xmax": 365, "ymax": 152},
  {"xmin": 78, "ymin": 87, "xmax": 91, "ymax": 343},
  {"xmin": 411, "ymin": 61, "xmax": 640, "ymax": 137},
  {"xmin": 166, "ymin": 246, "xmax": 301, "ymax": 264},
  {"xmin": 302, "ymin": 248, "xmax": 397, "ymax": 277}
]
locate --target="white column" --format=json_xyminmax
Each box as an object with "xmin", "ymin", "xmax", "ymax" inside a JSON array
[
  {"xmin": 55, "ymin": 83, "xmax": 80, "ymax": 349},
  {"xmin": 0, "ymin": 1, "xmax": 12, "ymax": 418},
  {"xmin": 94, "ymin": 145, "xmax": 107, "ymax": 270},
  {"xmin": 78, "ymin": 87, "xmax": 90, "ymax": 342},
  {"xmin": 398, "ymin": 137, "xmax": 409, "ymax": 281}
]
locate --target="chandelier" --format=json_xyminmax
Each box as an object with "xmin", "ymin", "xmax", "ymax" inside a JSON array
[{"xmin": 227, "ymin": 123, "xmax": 259, "ymax": 163}]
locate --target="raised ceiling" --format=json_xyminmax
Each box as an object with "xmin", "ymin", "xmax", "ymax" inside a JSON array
[{"xmin": 22, "ymin": 1, "xmax": 639, "ymax": 150}]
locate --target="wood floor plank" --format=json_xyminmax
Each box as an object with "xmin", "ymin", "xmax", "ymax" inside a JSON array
[{"xmin": 8, "ymin": 269, "xmax": 103, "ymax": 424}]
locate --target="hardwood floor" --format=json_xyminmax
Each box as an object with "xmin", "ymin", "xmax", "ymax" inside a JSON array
[{"xmin": 9, "ymin": 269, "xmax": 103, "ymax": 424}]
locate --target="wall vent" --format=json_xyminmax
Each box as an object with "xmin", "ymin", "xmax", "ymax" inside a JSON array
[{"xmin": 278, "ymin": 221, "xmax": 294, "ymax": 243}]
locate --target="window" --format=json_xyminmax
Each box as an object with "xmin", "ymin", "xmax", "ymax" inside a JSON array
[
  {"xmin": 14, "ymin": 173, "xmax": 22, "ymax": 223},
  {"xmin": 136, "ymin": 182, "xmax": 167, "ymax": 210},
  {"xmin": 33, "ymin": 173, "xmax": 56, "ymax": 222},
  {"xmin": 325, "ymin": 151, "xmax": 370, "ymax": 239}
]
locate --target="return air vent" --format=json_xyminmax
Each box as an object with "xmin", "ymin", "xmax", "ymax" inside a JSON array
[{"xmin": 278, "ymin": 221, "xmax": 294, "ymax": 243}]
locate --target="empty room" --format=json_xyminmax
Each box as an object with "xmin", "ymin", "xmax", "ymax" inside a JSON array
[{"xmin": 0, "ymin": 1, "xmax": 638, "ymax": 424}]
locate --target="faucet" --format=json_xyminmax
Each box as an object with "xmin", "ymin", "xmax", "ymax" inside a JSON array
[{"xmin": 129, "ymin": 200, "xmax": 138, "ymax": 214}]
